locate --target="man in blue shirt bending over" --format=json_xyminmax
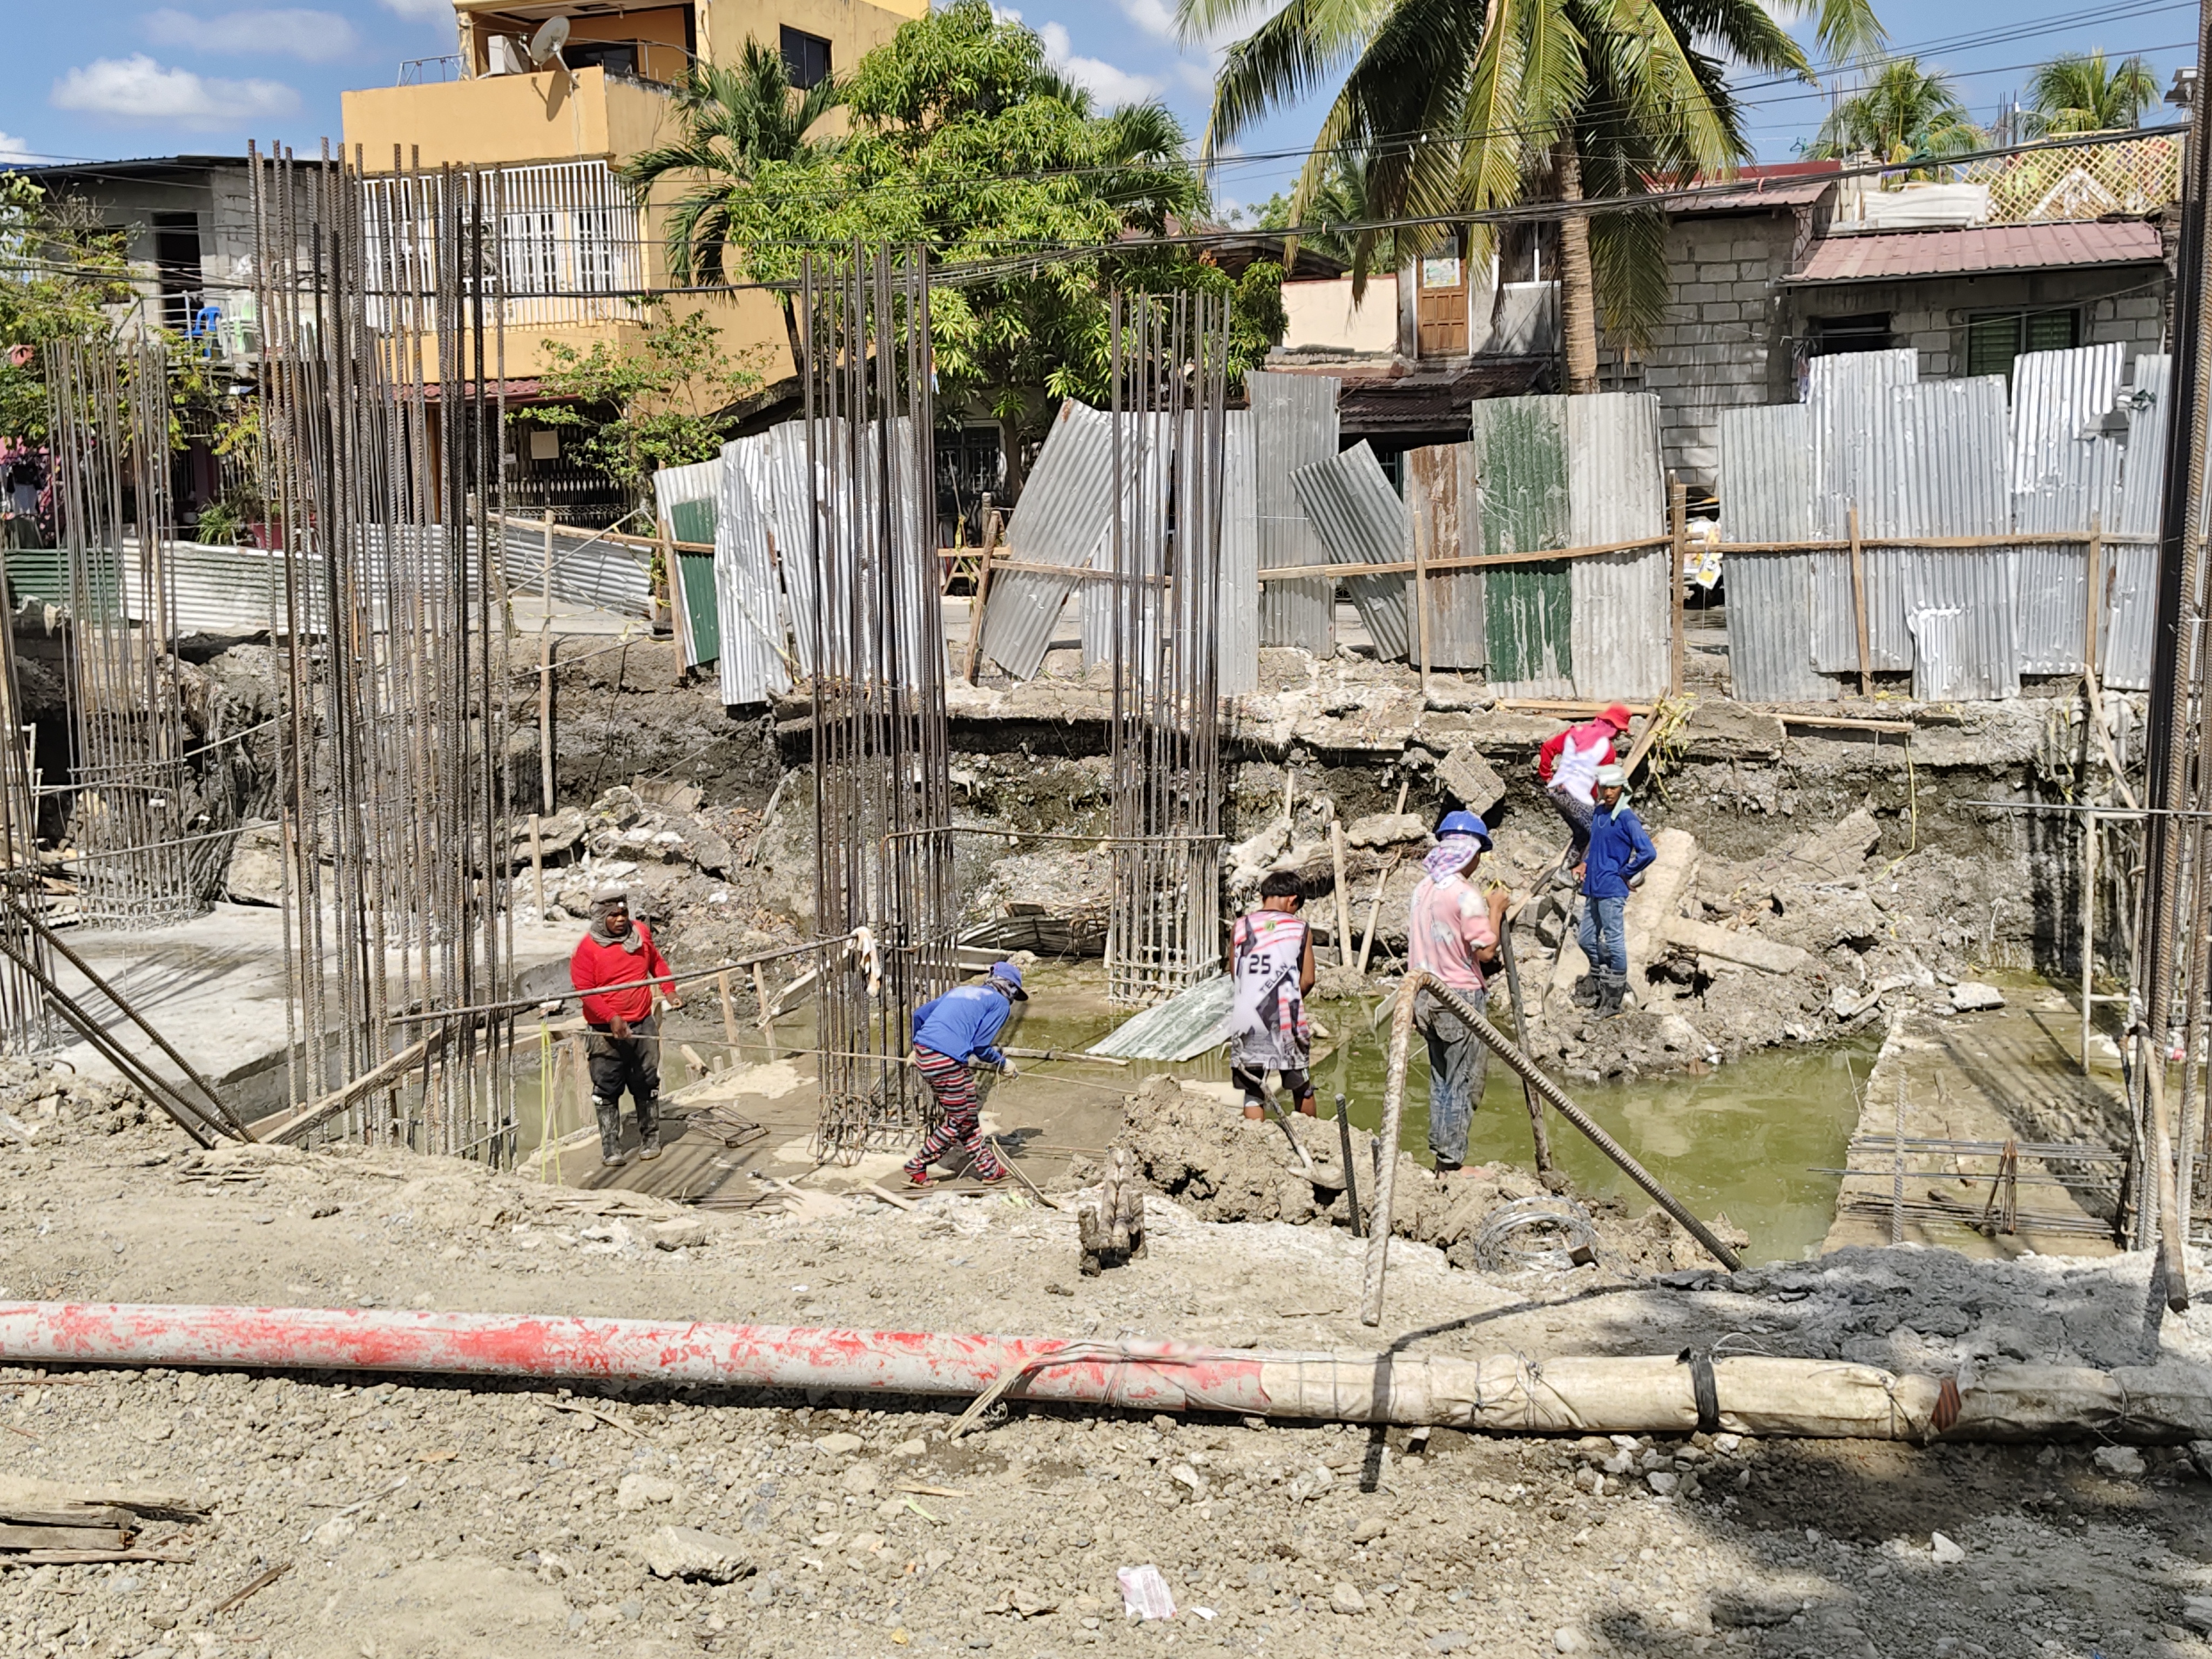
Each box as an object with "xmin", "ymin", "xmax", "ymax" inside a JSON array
[
  {"xmin": 1575, "ymin": 763, "xmax": 1656, "ymax": 1019},
  {"xmin": 903, "ymin": 962, "xmax": 1028, "ymax": 1187}
]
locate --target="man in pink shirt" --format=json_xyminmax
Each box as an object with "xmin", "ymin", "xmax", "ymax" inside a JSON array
[{"xmin": 1406, "ymin": 812, "xmax": 1510, "ymax": 1175}]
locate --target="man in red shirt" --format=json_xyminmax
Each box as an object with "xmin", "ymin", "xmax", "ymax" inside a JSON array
[{"xmin": 570, "ymin": 886, "xmax": 682, "ymax": 1167}]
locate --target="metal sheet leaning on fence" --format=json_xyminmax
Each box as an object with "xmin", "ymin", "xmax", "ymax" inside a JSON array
[{"xmin": 1361, "ymin": 970, "xmax": 1743, "ymax": 1327}]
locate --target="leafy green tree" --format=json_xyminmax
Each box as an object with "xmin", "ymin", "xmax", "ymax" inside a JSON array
[
  {"xmin": 1809, "ymin": 59, "xmax": 1984, "ymax": 165},
  {"xmin": 0, "ymin": 179, "xmax": 134, "ymax": 442},
  {"xmin": 644, "ymin": 0, "xmax": 1286, "ymax": 489},
  {"xmin": 2022, "ymin": 51, "xmax": 2159, "ymax": 137},
  {"xmin": 1186, "ymin": 0, "xmax": 1885, "ymax": 393},
  {"xmin": 623, "ymin": 41, "xmax": 849, "ymax": 287},
  {"xmin": 528, "ymin": 307, "xmax": 770, "ymax": 501}
]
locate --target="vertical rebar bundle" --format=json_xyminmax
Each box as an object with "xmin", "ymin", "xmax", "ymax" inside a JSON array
[
  {"xmin": 248, "ymin": 144, "xmax": 516, "ymax": 1161},
  {"xmin": 43, "ymin": 336, "xmax": 199, "ymax": 927},
  {"xmin": 802, "ymin": 246, "xmax": 956, "ymax": 1159},
  {"xmin": 1104, "ymin": 293, "xmax": 1229, "ymax": 1006}
]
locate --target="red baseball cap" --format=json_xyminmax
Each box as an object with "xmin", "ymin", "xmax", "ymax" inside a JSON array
[{"xmin": 1600, "ymin": 703, "xmax": 1633, "ymax": 731}]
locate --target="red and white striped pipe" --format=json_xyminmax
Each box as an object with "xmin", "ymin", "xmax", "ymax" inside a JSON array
[{"xmin": 3, "ymin": 1302, "xmax": 2207, "ymax": 1441}]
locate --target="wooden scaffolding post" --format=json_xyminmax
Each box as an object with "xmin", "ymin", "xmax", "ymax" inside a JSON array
[
  {"xmin": 1847, "ymin": 503, "xmax": 1872, "ymax": 697},
  {"xmin": 1330, "ymin": 817, "xmax": 1353, "ymax": 969},
  {"xmin": 963, "ymin": 508, "xmax": 1002, "ymax": 684},
  {"xmin": 1412, "ymin": 501, "xmax": 1434, "ymax": 700},
  {"xmin": 717, "ymin": 969, "xmax": 741, "ymax": 1054},
  {"xmin": 2085, "ymin": 513, "xmax": 2105, "ymax": 677},
  {"xmin": 529, "ymin": 812, "xmax": 544, "ymax": 916},
  {"xmin": 1668, "ymin": 477, "xmax": 1688, "ymax": 697},
  {"xmin": 2083, "ymin": 807, "xmax": 2099, "ymax": 1074}
]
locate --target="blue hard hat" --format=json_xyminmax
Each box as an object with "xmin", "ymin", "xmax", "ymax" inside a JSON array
[
  {"xmin": 1438, "ymin": 810, "xmax": 1493, "ymax": 848},
  {"xmin": 989, "ymin": 960, "xmax": 1030, "ymax": 1000}
]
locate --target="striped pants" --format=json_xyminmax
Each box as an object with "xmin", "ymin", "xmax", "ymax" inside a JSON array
[{"xmin": 905, "ymin": 1046, "xmax": 1005, "ymax": 1179}]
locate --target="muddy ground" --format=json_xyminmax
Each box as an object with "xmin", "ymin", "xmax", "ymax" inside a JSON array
[{"xmin": 5, "ymin": 1085, "xmax": 2212, "ymax": 1659}]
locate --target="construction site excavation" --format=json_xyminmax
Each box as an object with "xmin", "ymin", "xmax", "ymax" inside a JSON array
[{"xmin": 16, "ymin": 63, "xmax": 2212, "ymax": 1659}]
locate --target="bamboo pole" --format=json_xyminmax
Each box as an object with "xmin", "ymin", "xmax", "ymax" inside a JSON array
[
  {"xmin": 717, "ymin": 969, "xmax": 741, "ymax": 1052},
  {"xmin": 1330, "ymin": 818, "xmax": 1353, "ymax": 969},
  {"xmin": 2083, "ymin": 808, "xmax": 2099, "ymax": 1075},
  {"xmin": 1412, "ymin": 504, "xmax": 1434, "ymax": 699},
  {"xmin": 529, "ymin": 812, "xmax": 544, "ymax": 916},
  {"xmin": 1668, "ymin": 478, "xmax": 1688, "ymax": 698},
  {"xmin": 1848, "ymin": 503, "xmax": 1872, "ymax": 697}
]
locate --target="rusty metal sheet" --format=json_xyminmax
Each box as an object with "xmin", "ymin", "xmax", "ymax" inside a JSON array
[{"xmin": 1402, "ymin": 442, "xmax": 1482, "ymax": 670}]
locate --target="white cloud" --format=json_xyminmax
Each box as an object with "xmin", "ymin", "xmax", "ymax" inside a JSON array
[
  {"xmin": 1038, "ymin": 22, "xmax": 1164, "ymax": 105},
  {"xmin": 0, "ymin": 132, "xmax": 36, "ymax": 164},
  {"xmin": 377, "ymin": 0, "xmax": 450, "ymax": 16},
  {"xmin": 1120, "ymin": 0, "xmax": 1179, "ymax": 39},
  {"xmin": 145, "ymin": 8, "xmax": 361, "ymax": 62},
  {"xmin": 51, "ymin": 55, "xmax": 299, "ymax": 127}
]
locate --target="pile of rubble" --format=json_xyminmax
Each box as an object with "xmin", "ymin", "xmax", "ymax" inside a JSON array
[{"xmin": 1108, "ymin": 1075, "xmax": 1742, "ymax": 1278}]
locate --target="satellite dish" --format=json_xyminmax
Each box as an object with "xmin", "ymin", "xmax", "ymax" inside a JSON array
[{"xmin": 528, "ymin": 16, "xmax": 570, "ymax": 67}]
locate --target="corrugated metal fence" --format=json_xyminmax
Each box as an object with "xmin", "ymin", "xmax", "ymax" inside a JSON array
[{"xmin": 1724, "ymin": 345, "xmax": 2173, "ymax": 699}]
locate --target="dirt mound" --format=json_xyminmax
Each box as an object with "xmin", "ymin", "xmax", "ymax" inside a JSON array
[{"xmin": 1110, "ymin": 1075, "xmax": 1744, "ymax": 1278}]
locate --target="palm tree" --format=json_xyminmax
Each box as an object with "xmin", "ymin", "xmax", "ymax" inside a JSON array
[
  {"xmin": 622, "ymin": 40, "xmax": 846, "ymax": 286},
  {"xmin": 2021, "ymin": 51, "xmax": 2159, "ymax": 137},
  {"xmin": 1808, "ymin": 58, "xmax": 1985, "ymax": 165},
  {"xmin": 1184, "ymin": 0, "xmax": 1885, "ymax": 393}
]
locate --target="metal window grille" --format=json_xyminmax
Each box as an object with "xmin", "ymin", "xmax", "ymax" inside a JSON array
[{"xmin": 360, "ymin": 160, "xmax": 643, "ymax": 329}]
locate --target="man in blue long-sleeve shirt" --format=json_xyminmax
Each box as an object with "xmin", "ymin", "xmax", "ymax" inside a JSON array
[
  {"xmin": 903, "ymin": 962, "xmax": 1028, "ymax": 1187},
  {"xmin": 1574, "ymin": 764, "xmax": 1656, "ymax": 1018}
]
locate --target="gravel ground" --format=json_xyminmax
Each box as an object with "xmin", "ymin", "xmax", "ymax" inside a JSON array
[{"xmin": 4, "ymin": 1086, "xmax": 2212, "ymax": 1659}]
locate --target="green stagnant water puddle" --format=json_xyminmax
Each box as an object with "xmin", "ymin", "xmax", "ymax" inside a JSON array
[
  {"xmin": 1006, "ymin": 962, "xmax": 1881, "ymax": 1266},
  {"xmin": 504, "ymin": 959, "xmax": 1881, "ymax": 1265}
]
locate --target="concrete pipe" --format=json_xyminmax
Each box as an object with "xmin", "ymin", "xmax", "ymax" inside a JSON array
[{"xmin": 3, "ymin": 1303, "xmax": 2209, "ymax": 1442}]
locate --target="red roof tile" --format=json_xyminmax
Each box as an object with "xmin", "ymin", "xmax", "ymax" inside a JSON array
[{"xmin": 1788, "ymin": 219, "xmax": 2164, "ymax": 283}]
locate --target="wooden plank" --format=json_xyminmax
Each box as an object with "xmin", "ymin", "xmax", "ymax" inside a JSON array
[
  {"xmin": 1781, "ymin": 714, "xmax": 1913, "ymax": 734},
  {"xmin": 1847, "ymin": 503, "xmax": 1871, "ymax": 697},
  {"xmin": 1257, "ymin": 534, "xmax": 1671, "ymax": 582},
  {"xmin": 6, "ymin": 1547, "xmax": 193, "ymax": 1565},
  {"xmin": 0, "ymin": 1522, "xmax": 130, "ymax": 1550},
  {"xmin": 258, "ymin": 1029, "xmax": 445, "ymax": 1146},
  {"xmin": 1496, "ymin": 698, "xmax": 1656, "ymax": 717},
  {"xmin": 0, "ymin": 1507, "xmax": 134, "ymax": 1529}
]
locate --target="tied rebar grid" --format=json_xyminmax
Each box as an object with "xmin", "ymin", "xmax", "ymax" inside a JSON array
[
  {"xmin": 802, "ymin": 246, "xmax": 956, "ymax": 1161},
  {"xmin": 247, "ymin": 143, "xmax": 518, "ymax": 1163},
  {"xmin": 43, "ymin": 337, "xmax": 199, "ymax": 928},
  {"xmin": 1104, "ymin": 293, "xmax": 1228, "ymax": 1006}
]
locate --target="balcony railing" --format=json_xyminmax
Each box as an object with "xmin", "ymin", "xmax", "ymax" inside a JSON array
[
  {"xmin": 398, "ymin": 55, "xmax": 463, "ymax": 85},
  {"xmin": 1960, "ymin": 133, "xmax": 2181, "ymax": 225}
]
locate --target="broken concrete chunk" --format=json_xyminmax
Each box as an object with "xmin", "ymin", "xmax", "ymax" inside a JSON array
[
  {"xmin": 615, "ymin": 1474, "xmax": 679, "ymax": 1512},
  {"xmin": 1350, "ymin": 1516, "xmax": 1388, "ymax": 1543},
  {"xmin": 1656, "ymin": 1014, "xmax": 1703, "ymax": 1053},
  {"xmin": 224, "ymin": 819, "xmax": 292, "ymax": 907},
  {"xmin": 839, "ymin": 1461, "xmax": 880, "ymax": 1496},
  {"xmin": 629, "ymin": 1525, "xmax": 753, "ymax": 1583},
  {"xmin": 1658, "ymin": 915, "xmax": 1813, "ymax": 976},
  {"xmin": 1435, "ymin": 745, "xmax": 1506, "ymax": 818},
  {"xmin": 2183, "ymin": 1596, "xmax": 2212, "ymax": 1636},
  {"xmin": 1345, "ymin": 812, "xmax": 1429, "ymax": 849},
  {"xmin": 1929, "ymin": 1532, "xmax": 1966, "ymax": 1564},
  {"xmin": 813, "ymin": 1432, "xmax": 865, "ymax": 1458},
  {"xmin": 2092, "ymin": 1445, "xmax": 2146, "ymax": 1478},
  {"xmin": 649, "ymin": 1217, "xmax": 709, "ymax": 1251},
  {"xmin": 1329, "ymin": 1582, "xmax": 1367, "ymax": 1615},
  {"xmin": 1949, "ymin": 982, "xmax": 2006, "ymax": 1013}
]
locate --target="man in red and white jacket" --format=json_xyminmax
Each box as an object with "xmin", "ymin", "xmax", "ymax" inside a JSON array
[
  {"xmin": 1534, "ymin": 702, "xmax": 1632, "ymax": 865},
  {"xmin": 569, "ymin": 886, "xmax": 682, "ymax": 1166}
]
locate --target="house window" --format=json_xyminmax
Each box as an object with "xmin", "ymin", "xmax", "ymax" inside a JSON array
[
  {"xmin": 1807, "ymin": 313, "xmax": 1891, "ymax": 356},
  {"xmin": 153, "ymin": 211, "xmax": 202, "ymax": 333},
  {"xmin": 1966, "ymin": 308, "xmax": 2079, "ymax": 382},
  {"xmin": 780, "ymin": 26, "xmax": 831, "ymax": 89}
]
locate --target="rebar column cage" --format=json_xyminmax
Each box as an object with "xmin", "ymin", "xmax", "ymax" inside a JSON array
[
  {"xmin": 247, "ymin": 143, "xmax": 518, "ymax": 1163},
  {"xmin": 43, "ymin": 336, "xmax": 201, "ymax": 928},
  {"xmin": 1104, "ymin": 292, "xmax": 1229, "ymax": 1006},
  {"xmin": 802, "ymin": 245, "xmax": 957, "ymax": 1159}
]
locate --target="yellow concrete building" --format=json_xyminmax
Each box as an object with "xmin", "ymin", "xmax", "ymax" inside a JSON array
[{"xmin": 341, "ymin": 0, "xmax": 922, "ymax": 519}]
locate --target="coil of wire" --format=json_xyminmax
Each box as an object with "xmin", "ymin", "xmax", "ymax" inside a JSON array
[{"xmin": 1471, "ymin": 1195, "xmax": 1600, "ymax": 1273}]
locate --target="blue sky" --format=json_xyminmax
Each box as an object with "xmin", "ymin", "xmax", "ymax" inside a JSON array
[{"xmin": 1, "ymin": 0, "xmax": 2200, "ymax": 212}]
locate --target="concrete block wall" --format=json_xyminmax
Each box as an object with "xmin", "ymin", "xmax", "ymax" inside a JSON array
[{"xmin": 1601, "ymin": 211, "xmax": 1799, "ymax": 492}]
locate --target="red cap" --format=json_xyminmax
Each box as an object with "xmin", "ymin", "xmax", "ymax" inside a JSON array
[{"xmin": 1601, "ymin": 702, "xmax": 1633, "ymax": 731}]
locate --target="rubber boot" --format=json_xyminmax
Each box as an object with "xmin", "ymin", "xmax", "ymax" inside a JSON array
[
  {"xmin": 1571, "ymin": 973, "xmax": 1600, "ymax": 1008},
  {"xmin": 636, "ymin": 1094, "xmax": 662, "ymax": 1161},
  {"xmin": 594, "ymin": 1097, "xmax": 626, "ymax": 1166},
  {"xmin": 1595, "ymin": 970, "xmax": 1627, "ymax": 1019}
]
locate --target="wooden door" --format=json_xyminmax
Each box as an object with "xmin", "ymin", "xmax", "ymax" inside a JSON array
[{"xmin": 1415, "ymin": 252, "xmax": 1468, "ymax": 357}]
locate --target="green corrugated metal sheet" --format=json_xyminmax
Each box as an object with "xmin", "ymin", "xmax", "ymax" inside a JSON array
[
  {"xmin": 676, "ymin": 550, "xmax": 720, "ymax": 666},
  {"xmin": 669, "ymin": 497, "xmax": 716, "ymax": 546},
  {"xmin": 8, "ymin": 547, "xmax": 123, "ymax": 618},
  {"xmin": 1471, "ymin": 396, "xmax": 1573, "ymax": 694}
]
